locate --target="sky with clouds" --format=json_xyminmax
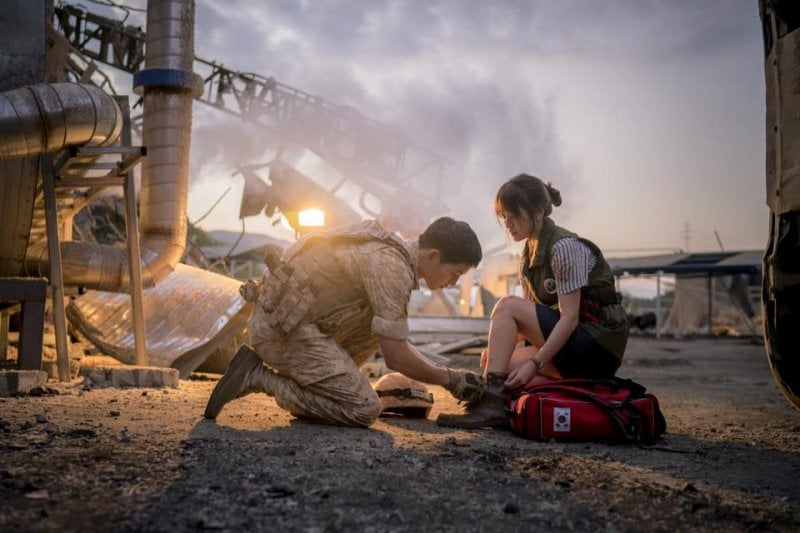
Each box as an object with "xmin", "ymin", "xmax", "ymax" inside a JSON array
[{"xmin": 79, "ymin": 0, "xmax": 767, "ymax": 255}]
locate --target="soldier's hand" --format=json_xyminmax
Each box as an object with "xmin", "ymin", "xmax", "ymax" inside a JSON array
[{"xmin": 444, "ymin": 368, "xmax": 485, "ymax": 403}]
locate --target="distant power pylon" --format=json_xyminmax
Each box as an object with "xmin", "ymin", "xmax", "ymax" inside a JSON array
[{"xmin": 681, "ymin": 221, "xmax": 692, "ymax": 252}]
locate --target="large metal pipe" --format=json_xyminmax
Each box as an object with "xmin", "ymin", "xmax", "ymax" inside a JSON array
[
  {"xmin": 0, "ymin": 83, "xmax": 121, "ymax": 158},
  {"xmin": 0, "ymin": 82, "xmax": 133, "ymax": 290},
  {"xmin": 2, "ymin": 0, "xmax": 199, "ymax": 291},
  {"xmin": 134, "ymin": 0, "xmax": 199, "ymax": 286}
]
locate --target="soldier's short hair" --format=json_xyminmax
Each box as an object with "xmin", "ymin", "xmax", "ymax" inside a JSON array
[{"xmin": 419, "ymin": 217, "xmax": 482, "ymax": 267}]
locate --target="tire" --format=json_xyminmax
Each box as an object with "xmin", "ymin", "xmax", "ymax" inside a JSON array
[{"xmin": 763, "ymin": 210, "xmax": 800, "ymax": 410}]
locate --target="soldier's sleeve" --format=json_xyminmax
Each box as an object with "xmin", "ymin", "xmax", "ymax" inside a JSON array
[{"xmin": 359, "ymin": 246, "xmax": 415, "ymax": 341}]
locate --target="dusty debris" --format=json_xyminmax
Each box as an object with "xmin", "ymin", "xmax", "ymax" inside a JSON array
[{"xmin": 0, "ymin": 337, "xmax": 797, "ymax": 532}]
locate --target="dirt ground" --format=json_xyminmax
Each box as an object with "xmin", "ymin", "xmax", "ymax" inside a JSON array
[{"xmin": 0, "ymin": 335, "xmax": 798, "ymax": 532}]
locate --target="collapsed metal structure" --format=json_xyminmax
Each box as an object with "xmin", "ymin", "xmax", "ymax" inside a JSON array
[
  {"xmin": 51, "ymin": 3, "xmax": 449, "ymax": 228},
  {"xmin": 0, "ymin": 0, "xmax": 457, "ymax": 377}
]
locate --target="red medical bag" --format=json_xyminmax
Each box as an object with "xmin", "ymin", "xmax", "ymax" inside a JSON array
[{"xmin": 507, "ymin": 378, "xmax": 666, "ymax": 443}]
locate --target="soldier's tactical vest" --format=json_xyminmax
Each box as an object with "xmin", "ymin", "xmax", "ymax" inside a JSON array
[
  {"xmin": 241, "ymin": 220, "xmax": 413, "ymax": 338},
  {"xmin": 520, "ymin": 218, "xmax": 628, "ymax": 360}
]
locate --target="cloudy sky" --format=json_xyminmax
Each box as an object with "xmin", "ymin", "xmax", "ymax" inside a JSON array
[{"xmin": 83, "ymin": 0, "xmax": 767, "ymax": 255}]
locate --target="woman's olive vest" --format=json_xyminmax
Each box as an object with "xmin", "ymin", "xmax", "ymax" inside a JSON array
[{"xmin": 520, "ymin": 217, "xmax": 628, "ymax": 360}]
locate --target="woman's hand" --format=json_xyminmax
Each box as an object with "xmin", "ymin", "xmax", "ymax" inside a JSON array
[
  {"xmin": 505, "ymin": 359, "xmax": 539, "ymax": 389},
  {"xmin": 480, "ymin": 348, "xmax": 488, "ymax": 370}
]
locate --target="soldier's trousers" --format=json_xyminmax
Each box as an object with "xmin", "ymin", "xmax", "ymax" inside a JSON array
[{"xmin": 250, "ymin": 323, "xmax": 383, "ymax": 427}]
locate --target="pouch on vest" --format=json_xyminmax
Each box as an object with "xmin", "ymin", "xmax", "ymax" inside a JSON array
[
  {"xmin": 259, "ymin": 251, "xmax": 318, "ymax": 336},
  {"xmin": 239, "ymin": 278, "xmax": 261, "ymax": 303}
]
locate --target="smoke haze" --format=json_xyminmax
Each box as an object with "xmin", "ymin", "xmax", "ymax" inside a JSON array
[{"xmin": 76, "ymin": 0, "xmax": 767, "ymax": 253}]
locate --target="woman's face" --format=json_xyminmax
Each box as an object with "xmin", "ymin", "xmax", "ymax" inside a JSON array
[{"xmin": 499, "ymin": 207, "xmax": 535, "ymax": 241}]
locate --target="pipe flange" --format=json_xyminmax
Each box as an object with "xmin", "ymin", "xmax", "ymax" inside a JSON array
[{"xmin": 133, "ymin": 68, "xmax": 203, "ymax": 97}]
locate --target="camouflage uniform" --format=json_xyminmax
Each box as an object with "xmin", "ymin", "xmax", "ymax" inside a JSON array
[{"xmin": 240, "ymin": 220, "xmax": 418, "ymax": 427}]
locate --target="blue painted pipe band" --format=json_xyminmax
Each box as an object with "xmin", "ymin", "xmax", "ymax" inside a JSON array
[{"xmin": 133, "ymin": 68, "xmax": 203, "ymax": 97}]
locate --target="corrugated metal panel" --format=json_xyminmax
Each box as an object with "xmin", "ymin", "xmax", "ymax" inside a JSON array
[
  {"xmin": 717, "ymin": 251, "xmax": 763, "ymax": 269},
  {"xmin": 608, "ymin": 251, "xmax": 762, "ymax": 276},
  {"xmin": 607, "ymin": 253, "xmax": 691, "ymax": 275},
  {"xmin": 67, "ymin": 263, "xmax": 251, "ymax": 377}
]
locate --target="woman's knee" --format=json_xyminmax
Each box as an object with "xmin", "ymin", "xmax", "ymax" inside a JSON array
[{"xmin": 491, "ymin": 295, "xmax": 524, "ymax": 320}]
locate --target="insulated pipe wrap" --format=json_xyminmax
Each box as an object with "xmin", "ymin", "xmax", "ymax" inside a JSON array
[
  {"xmin": 135, "ymin": 0, "xmax": 197, "ymax": 284},
  {"xmin": 145, "ymin": 0, "xmax": 195, "ymax": 70},
  {"xmin": 0, "ymin": 92, "xmax": 38, "ymax": 156},
  {"xmin": 31, "ymin": 85, "xmax": 68, "ymax": 153},
  {"xmin": 0, "ymin": 83, "xmax": 121, "ymax": 160}
]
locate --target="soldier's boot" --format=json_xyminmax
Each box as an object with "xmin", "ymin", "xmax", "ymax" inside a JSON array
[
  {"xmin": 204, "ymin": 344, "xmax": 275, "ymax": 419},
  {"xmin": 436, "ymin": 372, "xmax": 510, "ymax": 429}
]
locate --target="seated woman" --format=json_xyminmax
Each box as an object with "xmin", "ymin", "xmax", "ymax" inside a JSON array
[{"xmin": 437, "ymin": 173, "xmax": 629, "ymax": 429}]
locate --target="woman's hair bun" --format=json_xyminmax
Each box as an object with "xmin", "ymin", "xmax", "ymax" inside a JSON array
[{"xmin": 545, "ymin": 182, "xmax": 562, "ymax": 207}]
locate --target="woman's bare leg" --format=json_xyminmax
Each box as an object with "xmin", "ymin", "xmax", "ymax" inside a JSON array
[
  {"xmin": 508, "ymin": 344, "xmax": 537, "ymax": 373},
  {"xmin": 485, "ymin": 296, "xmax": 546, "ymax": 375}
]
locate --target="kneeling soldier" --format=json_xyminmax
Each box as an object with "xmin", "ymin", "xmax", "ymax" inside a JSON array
[{"xmin": 204, "ymin": 217, "xmax": 485, "ymax": 427}]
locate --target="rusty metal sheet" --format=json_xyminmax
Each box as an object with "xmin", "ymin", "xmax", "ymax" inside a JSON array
[{"xmin": 67, "ymin": 263, "xmax": 251, "ymax": 378}]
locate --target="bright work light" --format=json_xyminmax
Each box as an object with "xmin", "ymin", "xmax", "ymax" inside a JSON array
[
  {"xmin": 298, "ymin": 208, "xmax": 325, "ymax": 228},
  {"xmin": 280, "ymin": 207, "xmax": 327, "ymax": 238}
]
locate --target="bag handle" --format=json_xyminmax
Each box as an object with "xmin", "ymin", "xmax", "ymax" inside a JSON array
[{"xmin": 521, "ymin": 377, "xmax": 646, "ymax": 393}]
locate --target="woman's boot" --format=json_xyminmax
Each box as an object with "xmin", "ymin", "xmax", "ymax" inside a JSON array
[{"xmin": 436, "ymin": 372, "xmax": 510, "ymax": 429}]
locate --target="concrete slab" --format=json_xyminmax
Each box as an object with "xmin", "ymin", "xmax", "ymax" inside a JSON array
[
  {"xmin": 80, "ymin": 366, "xmax": 179, "ymax": 389},
  {"xmin": 0, "ymin": 369, "xmax": 48, "ymax": 396},
  {"xmin": 42, "ymin": 358, "xmax": 81, "ymax": 380}
]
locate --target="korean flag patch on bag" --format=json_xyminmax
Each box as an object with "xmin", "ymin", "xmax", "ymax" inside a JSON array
[{"xmin": 553, "ymin": 407, "xmax": 571, "ymax": 432}]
